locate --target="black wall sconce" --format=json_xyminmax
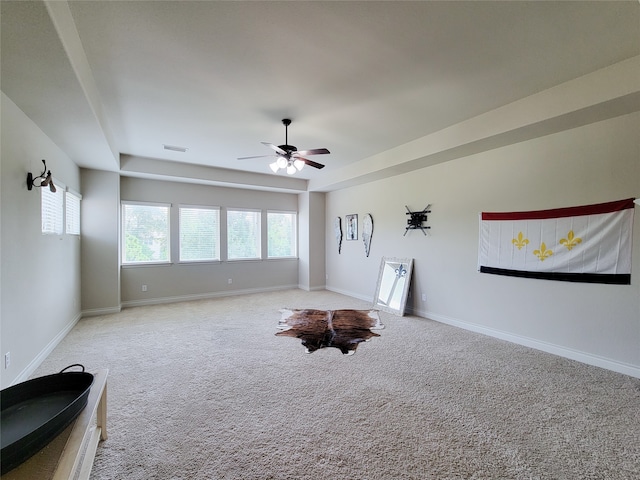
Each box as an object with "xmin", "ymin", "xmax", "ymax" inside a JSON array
[
  {"xmin": 404, "ymin": 205, "xmax": 431, "ymax": 236},
  {"xmin": 27, "ymin": 159, "xmax": 56, "ymax": 192}
]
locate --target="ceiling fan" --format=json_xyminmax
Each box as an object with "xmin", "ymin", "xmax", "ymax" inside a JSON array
[{"xmin": 238, "ymin": 119, "xmax": 330, "ymax": 174}]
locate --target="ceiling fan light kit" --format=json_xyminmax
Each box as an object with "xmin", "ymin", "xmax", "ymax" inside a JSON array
[
  {"xmin": 238, "ymin": 118, "xmax": 330, "ymax": 175},
  {"xmin": 270, "ymin": 156, "xmax": 306, "ymax": 175}
]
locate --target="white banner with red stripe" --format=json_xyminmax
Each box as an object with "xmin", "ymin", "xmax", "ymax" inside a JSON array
[{"xmin": 478, "ymin": 198, "xmax": 635, "ymax": 284}]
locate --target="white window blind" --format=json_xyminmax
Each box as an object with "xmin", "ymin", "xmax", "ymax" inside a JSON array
[
  {"xmin": 227, "ymin": 209, "xmax": 261, "ymax": 260},
  {"xmin": 179, "ymin": 206, "xmax": 220, "ymax": 262},
  {"xmin": 122, "ymin": 202, "xmax": 170, "ymax": 264},
  {"xmin": 41, "ymin": 185, "xmax": 64, "ymax": 235},
  {"xmin": 65, "ymin": 190, "xmax": 81, "ymax": 235},
  {"xmin": 267, "ymin": 211, "xmax": 297, "ymax": 258}
]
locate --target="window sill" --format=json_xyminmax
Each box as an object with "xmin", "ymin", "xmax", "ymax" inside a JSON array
[
  {"xmin": 121, "ymin": 262, "xmax": 172, "ymax": 268},
  {"xmin": 177, "ymin": 260, "xmax": 222, "ymax": 266}
]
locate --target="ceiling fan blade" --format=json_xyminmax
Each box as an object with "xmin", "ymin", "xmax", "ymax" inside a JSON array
[
  {"xmin": 237, "ymin": 154, "xmax": 275, "ymax": 160},
  {"xmin": 261, "ymin": 142, "xmax": 287, "ymax": 156},
  {"xmin": 295, "ymin": 148, "xmax": 330, "ymax": 156},
  {"xmin": 297, "ymin": 157, "xmax": 325, "ymax": 169}
]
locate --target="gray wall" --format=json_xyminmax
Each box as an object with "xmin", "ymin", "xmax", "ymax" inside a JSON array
[
  {"xmin": 118, "ymin": 177, "xmax": 299, "ymax": 305},
  {"xmin": 81, "ymin": 169, "xmax": 121, "ymax": 315},
  {"xmin": 326, "ymin": 111, "xmax": 640, "ymax": 376},
  {"xmin": 2, "ymin": 56, "xmax": 639, "ymax": 387},
  {"xmin": 298, "ymin": 192, "xmax": 326, "ymax": 291},
  {"xmin": 1, "ymin": 92, "xmax": 82, "ymax": 387}
]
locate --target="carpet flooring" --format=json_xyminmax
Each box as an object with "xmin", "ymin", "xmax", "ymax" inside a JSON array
[{"xmin": 32, "ymin": 289, "xmax": 640, "ymax": 479}]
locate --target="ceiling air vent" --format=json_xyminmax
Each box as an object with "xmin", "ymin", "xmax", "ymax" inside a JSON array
[{"xmin": 163, "ymin": 144, "xmax": 188, "ymax": 153}]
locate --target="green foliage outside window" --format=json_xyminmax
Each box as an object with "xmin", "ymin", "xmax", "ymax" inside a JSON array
[
  {"xmin": 122, "ymin": 204, "xmax": 296, "ymax": 264},
  {"xmin": 124, "ymin": 233, "xmax": 155, "ymax": 262},
  {"xmin": 268, "ymin": 212, "xmax": 296, "ymax": 258},
  {"xmin": 122, "ymin": 204, "xmax": 169, "ymax": 263},
  {"xmin": 227, "ymin": 210, "xmax": 261, "ymax": 260},
  {"xmin": 180, "ymin": 207, "xmax": 219, "ymax": 261}
]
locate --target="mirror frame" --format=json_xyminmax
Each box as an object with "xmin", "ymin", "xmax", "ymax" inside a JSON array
[{"xmin": 373, "ymin": 257, "xmax": 414, "ymax": 316}]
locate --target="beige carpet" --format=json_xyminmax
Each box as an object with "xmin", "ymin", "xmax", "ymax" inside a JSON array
[{"xmin": 33, "ymin": 289, "xmax": 640, "ymax": 479}]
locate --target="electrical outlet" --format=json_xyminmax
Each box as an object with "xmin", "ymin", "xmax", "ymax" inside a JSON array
[
  {"xmin": 228, "ymin": 279, "xmax": 232, "ymax": 284},
  {"xmin": 4, "ymin": 352, "xmax": 10, "ymax": 369},
  {"xmin": 421, "ymin": 293, "xmax": 427, "ymax": 302},
  {"xmin": 142, "ymin": 285, "xmax": 148, "ymax": 292}
]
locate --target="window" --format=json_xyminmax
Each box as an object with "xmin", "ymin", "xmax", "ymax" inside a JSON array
[
  {"xmin": 41, "ymin": 184, "xmax": 64, "ymax": 235},
  {"xmin": 227, "ymin": 209, "xmax": 261, "ymax": 260},
  {"xmin": 268, "ymin": 211, "xmax": 297, "ymax": 258},
  {"xmin": 179, "ymin": 206, "xmax": 220, "ymax": 262},
  {"xmin": 65, "ymin": 190, "xmax": 81, "ymax": 235},
  {"xmin": 122, "ymin": 202, "xmax": 170, "ymax": 264}
]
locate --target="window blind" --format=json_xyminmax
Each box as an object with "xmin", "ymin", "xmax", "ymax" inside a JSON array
[
  {"xmin": 227, "ymin": 209, "xmax": 261, "ymax": 260},
  {"xmin": 65, "ymin": 190, "xmax": 81, "ymax": 235},
  {"xmin": 267, "ymin": 211, "xmax": 297, "ymax": 258},
  {"xmin": 122, "ymin": 203, "xmax": 170, "ymax": 264},
  {"xmin": 41, "ymin": 185, "xmax": 64, "ymax": 235},
  {"xmin": 179, "ymin": 206, "xmax": 220, "ymax": 261}
]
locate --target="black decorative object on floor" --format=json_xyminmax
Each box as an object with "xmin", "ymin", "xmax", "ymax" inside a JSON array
[{"xmin": 0, "ymin": 364, "xmax": 94, "ymax": 474}]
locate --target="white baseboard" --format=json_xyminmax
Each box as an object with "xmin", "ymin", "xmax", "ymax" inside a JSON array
[
  {"xmin": 11, "ymin": 312, "xmax": 83, "ymax": 386},
  {"xmin": 120, "ymin": 284, "xmax": 299, "ymax": 308},
  {"xmin": 82, "ymin": 305, "xmax": 122, "ymax": 317},
  {"xmin": 410, "ymin": 307, "xmax": 640, "ymax": 379},
  {"xmin": 298, "ymin": 284, "xmax": 328, "ymax": 292},
  {"xmin": 21, "ymin": 291, "xmax": 638, "ymax": 384}
]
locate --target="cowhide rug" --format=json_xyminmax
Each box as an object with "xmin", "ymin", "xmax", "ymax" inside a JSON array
[{"xmin": 276, "ymin": 309, "xmax": 383, "ymax": 355}]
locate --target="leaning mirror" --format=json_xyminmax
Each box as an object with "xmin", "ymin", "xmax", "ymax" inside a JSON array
[{"xmin": 373, "ymin": 257, "xmax": 413, "ymax": 316}]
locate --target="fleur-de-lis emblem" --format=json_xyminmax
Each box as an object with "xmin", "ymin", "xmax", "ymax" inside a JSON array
[
  {"xmin": 533, "ymin": 242, "xmax": 553, "ymax": 261},
  {"xmin": 512, "ymin": 232, "xmax": 529, "ymax": 250},
  {"xmin": 395, "ymin": 264, "xmax": 407, "ymax": 278},
  {"xmin": 560, "ymin": 230, "xmax": 582, "ymax": 251}
]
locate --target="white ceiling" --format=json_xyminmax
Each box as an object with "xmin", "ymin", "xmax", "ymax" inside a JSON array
[{"xmin": 2, "ymin": 1, "xmax": 639, "ymax": 192}]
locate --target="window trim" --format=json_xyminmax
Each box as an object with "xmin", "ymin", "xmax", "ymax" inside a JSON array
[
  {"xmin": 121, "ymin": 201, "xmax": 172, "ymax": 266},
  {"xmin": 267, "ymin": 209, "xmax": 298, "ymax": 259},
  {"xmin": 178, "ymin": 204, "xmax": 221, "ymax": 264},
  {"xmin": 226, "ymin": 207, "xmax": 262, "ymax": 261},
  {"xmin": 65, "ymin": 188, "xmax": 82, "ymax": 236},
  {"xmin": 41, "ymin": 178, "xmax": 65, "ymax": 235}
]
